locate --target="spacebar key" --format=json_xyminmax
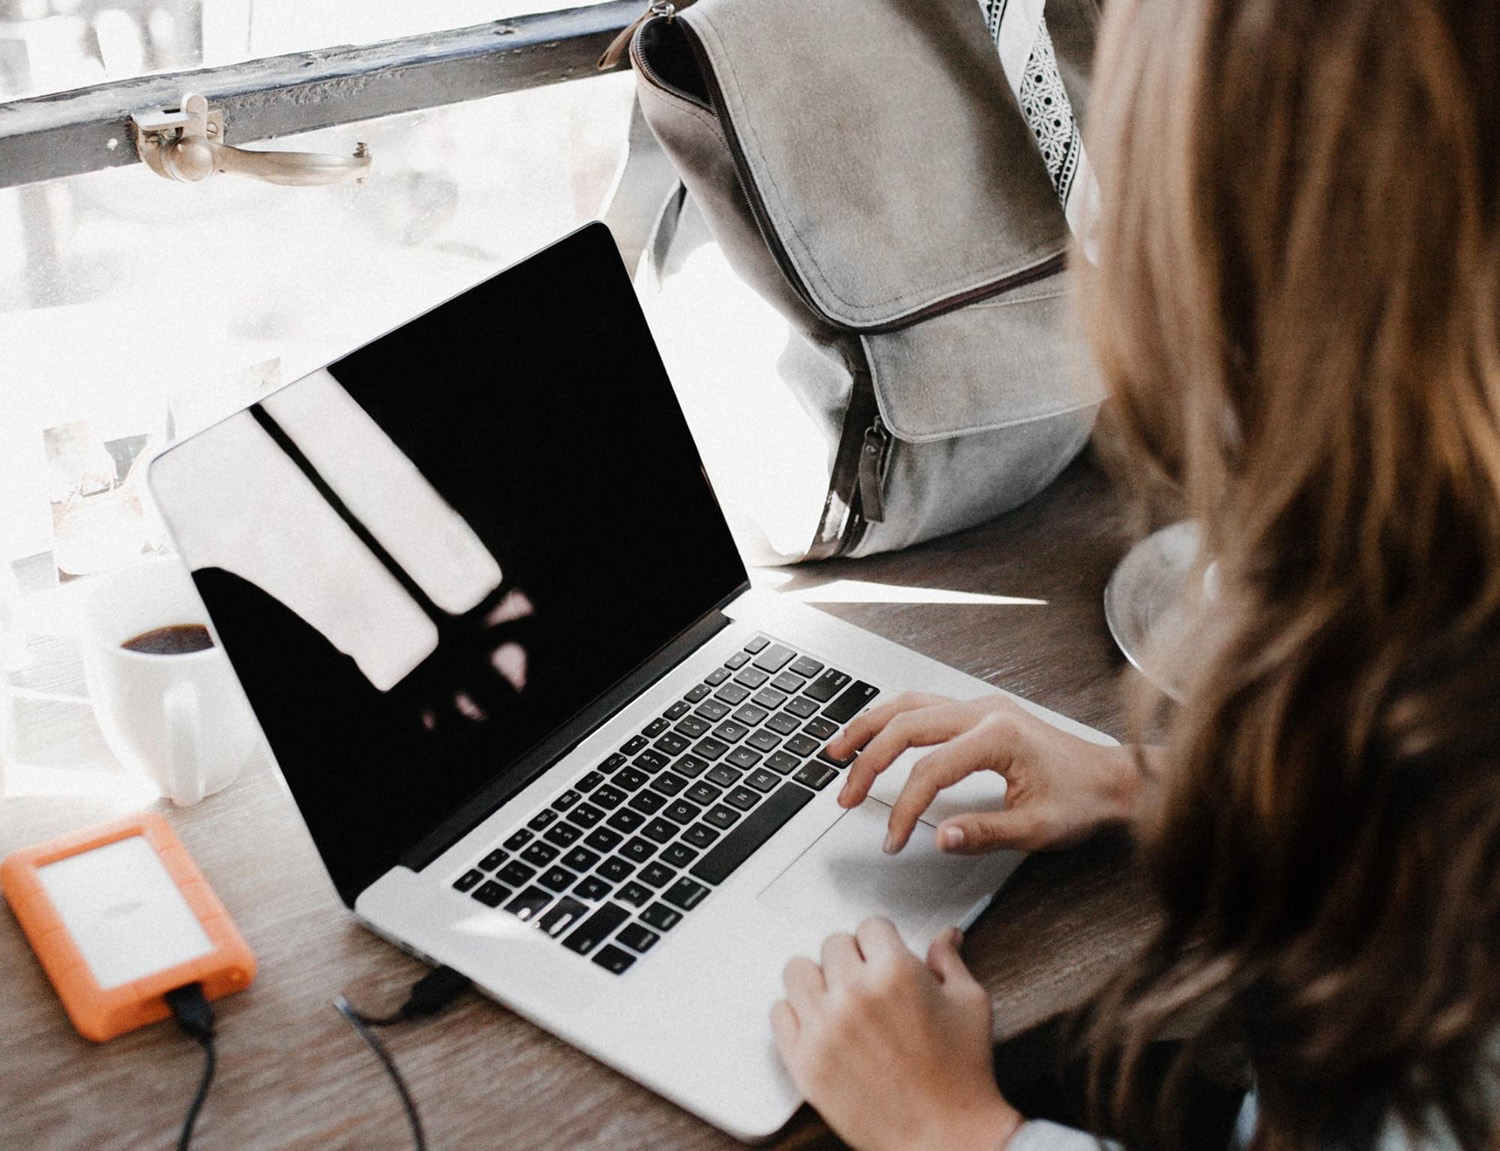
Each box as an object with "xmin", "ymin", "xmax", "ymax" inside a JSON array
[{"xmin": 690, "ymin": 782, "xmax": 815, "ymax": 885}]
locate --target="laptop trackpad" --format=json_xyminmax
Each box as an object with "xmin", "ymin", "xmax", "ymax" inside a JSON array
[{"xmin": 758, "ymin": 800, "xmax": 1002, "ymax": 948}]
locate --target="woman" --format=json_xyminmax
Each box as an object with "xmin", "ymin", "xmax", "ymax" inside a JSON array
[{"xmin": 770, "ymin": 0, "xmax": 1500, "ymax": 1148}]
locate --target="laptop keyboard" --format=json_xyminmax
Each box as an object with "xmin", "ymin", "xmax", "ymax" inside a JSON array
[{"xmin": 449, "ymin": 635, "xmax": 878, "ymax": 975}]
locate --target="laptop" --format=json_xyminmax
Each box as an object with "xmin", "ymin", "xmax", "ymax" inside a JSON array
[{"xmin": 147, "ymin": 222, "xmax": 1114, "ymax": 1140}]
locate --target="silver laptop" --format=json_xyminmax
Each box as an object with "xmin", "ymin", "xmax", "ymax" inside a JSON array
[{"xmin": 148, "ymin": 223, "xmax": 1113, "ymax": 1140}]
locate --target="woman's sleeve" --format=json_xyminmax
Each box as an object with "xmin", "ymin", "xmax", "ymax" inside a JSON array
[{"xmin": 1008, "ymin": 1120, "xmax": 1122, "ymax": 1150}]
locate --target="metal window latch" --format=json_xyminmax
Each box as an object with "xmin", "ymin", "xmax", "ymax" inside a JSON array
[{"xmin": 132, "ymin": 92, "xmax": 371, "ymax": 186}]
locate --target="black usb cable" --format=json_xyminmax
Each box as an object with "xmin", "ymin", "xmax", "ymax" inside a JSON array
[
  {"xmin": 165, "ymin": 983, "xmax": 217, "ymax": 1151},
  {"xmin": 334, "ymin": 965, "xmax": 473, "ymax": 1151}
]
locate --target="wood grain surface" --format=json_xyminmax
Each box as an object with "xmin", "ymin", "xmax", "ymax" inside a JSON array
[{"xmin": 0, "ymin": 456, "xmax": 1156, "ymax": 1151}]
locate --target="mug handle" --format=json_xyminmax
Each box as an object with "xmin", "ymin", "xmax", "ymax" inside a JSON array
[{"xmin": 163, "ymin": 681, "xmax": 207, "ymax": 806}]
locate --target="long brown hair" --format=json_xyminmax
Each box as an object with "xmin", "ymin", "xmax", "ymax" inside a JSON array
[{"xmin": 1076, "ymin": 0, "xmax": 1500, "ymax": 1147}]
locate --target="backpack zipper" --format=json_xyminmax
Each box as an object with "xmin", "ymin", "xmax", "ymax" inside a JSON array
[{"xmin": 858, "ymin": 415, "xmax": 891, "ymax": 524}]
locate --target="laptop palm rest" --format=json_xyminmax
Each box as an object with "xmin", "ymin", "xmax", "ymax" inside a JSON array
[{"xmin": 757, "ymin": 800, "xmax": 1023, "ymax": 949}]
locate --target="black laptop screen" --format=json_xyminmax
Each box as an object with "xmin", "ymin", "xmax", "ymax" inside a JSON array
[{"xmin": 153, "ymin": 225, "xmax": 748, "ymax": 905}]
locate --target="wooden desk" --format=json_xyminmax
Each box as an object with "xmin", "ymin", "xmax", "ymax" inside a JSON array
[{"xmin": 0, "ymin": 458, "xmax": 1155, "ymax": 1150}]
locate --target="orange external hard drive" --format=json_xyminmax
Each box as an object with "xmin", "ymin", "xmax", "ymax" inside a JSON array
[{"xmin": 1, "ymin": 812, "xmax": 256, "ymax": 1041}]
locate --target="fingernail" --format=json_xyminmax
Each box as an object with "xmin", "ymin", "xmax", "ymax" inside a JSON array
[
  {"xmin": 837, "ymin": 785, "xmax": 850, "ymax": 807},
  {"xmin": 940, "ymin": 826, "xmax": 965, "ymax": 852},
  {"xmin": 882, "ymin": 831, "xmax": 898, "ymax": 855}
]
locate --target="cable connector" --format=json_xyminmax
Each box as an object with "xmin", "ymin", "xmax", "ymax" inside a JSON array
[
  {"xmin": 165, "ymin": 983, "xmax": 216, "ymax": 1151},
  {"xmin": 340, "ymin": 963, "xmax": 472, "ymax": 1027}
]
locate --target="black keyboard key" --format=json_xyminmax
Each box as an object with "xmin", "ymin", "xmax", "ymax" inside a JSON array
[
  {"xmin": 640, "ymin": 903, "xmax": 683, "ymax": 932},
  {"xmin": 765, "ymin": 750, "xmax": 802, "ymax": 775},
  {"xmin": 704, "ymin": 804, "xmax": 741, "ymax": 829},
  {"xmin": 642, "ymin": 817, "xmax": 679, "ymax": 843},
  {"xmin": 663, "ymin": 799, "xmax": 702, "ymax": 825},
  {"xmin": 544, "ymin": 823, "xmax": 582, "ymax": 847},
  {"xmin": 574, "ymin": 876, "xmax": 613, "ymax": 902},
  {"xmin": 726, "ymin": 746, "xmax": 763, "ymax": 770},
  {"xmin": 822, "ymin": 681, "xmax": 880, "ymax": 723},
  {"xmin": 504, "ymin": 829, "xmax": 533, "ymax": 851},
  {"xmin": 725, "ymin": 785, "xmax": 761, "ymax": 811},
  {"xmin": 629, "ymin": 789, "xmax": 667, "ymax": 815},
  {"xmin": 617, "ymin": 880, "xmax": 653, "ymax": 907},
  {"xmin": 782, "ymin": 695, "xmax": 819, "ymax": 719},
  {"xmin": 479, "ymin": 848, "xmax": 508, "ymax": 871},
  {"xmin": 618, "ymin": 922, "xmax": 660, "ymax": 953},
  {"xmin": 685, "ymin": 781, "xmax": 722, "ymax": 806},
  {"xmin": 662, "ymin": 877, "xmax": 710, "ymax": 911},
  {"xmin": 682, "ymin": 823, "xmax": 721, "ymax": 848},
  {"xmin": 784, "ymin": 733, "xmax": 820, "ymax": 758},
  {"xmin": 794, "ymin": 762, "xmax": 839, "ymax": 790},
  {"xmin": 715, "ymin": 682, "xmax": 752, "ymax": 705},
  {"xmin": 713, "ymin": 720, "xmax": 750, "ymax": 743},
  {"xmin": 539, "ymin": 866, "xmax": 578, "ymax": 893},
  {"xmin": 539, "ymin": 896, "xmax": 590, "ymax": 938},
  {"xmin": 564, "ymin": 906, "xmax": 633, "ymax": 960},
  {"xmin": 743, "ymin": 635, "xmax": 770, "ymax": 654},
  {"xmin": 802, "ymin": 668, "xmax": 852, "ymax": 702},
  {"xmin": 674, "ymin": 753, "xmax": 710, "ymax": 778},
  {"xmin": 521, "ymin": 842, "xmax": 559, "ymax": 867},
  {"xmin": 621, "ymin": 734, "xmax": 648, "ymax": 755},
  {"xmin": 584, "ymin": 826, "xmax": 624, "ymax": 853},
  {"xmin": 592, "ymin": 944, "xmax": 637, "ymax": 974},
  {"xmin": 643, "ymin": 717, "xmax": 670, "ymax": 738},
  {"xmin": 635, "ymin": 749, "xmax": 670, "ymax": 773},
  {"xmin": 453, "ymin": 869, "xmax": 484, "ymax": 892},
  {"xmin": 789, "ymin": 655, "xmax": 824, "ymax": 678},
  {"xmin": 753, "ymin": 686, "xmax": 788, "ymax": 709},
  {"xmin": 472, "ymin": 880, "xmax": 512, "ymax": 908},
  {"xmin": 692, "ymin": 782, "xmax": 816, "ymax": 885},
  {"xmin": 766, "ymin": 712, "xmax": 801, "ymax": 736},
  {"xmin": 745, "ymin": 768, "xmax": 781, "ymax": 792},
  {"xmin": 803, "ymin": 716, "xmax": 840, "ymax": 742},
  {"xmin": 620, "ymin": 836, "xmax": 657, "ymax": 862},
  {"xmin": 650, "ymin": 771, "xmax": 688, "ymax": 797},
  {"xmin": 599, "ymin": 752, "xmax": 628, "ymax": 774},
  {"xmin": 685, "ymin": 683, "xmax": 711, "ymax": 702},
  {"xmin": 706, "ymin": 764, "xmax": 741, "ymax": 788},
  {"xmin": 733, "ymin": 666, "xmax": 770, "ymax": 689},
  {"xmin": 551, "ymin": 790, "xmax": 582, "ymax": 812},
  {"xmin": 746, "ymin": 729, "xmax": 782, "ymax": 753},
  {"xmin": 597, "ymin": 856, "xmax": 635, "ymax": 882},
  {"xmin": 674, "ymin": 715, "xmax": 710, "ymax": 738},
  {"xmin": 528, "ymin": 809, "xmax": 559, "ymax": 831},
  {"xmin": 725, "ymin": 651, "xmax": 751, "ymax": 670},
  {"xmin": 661, "ymin": 842, "xmax": 699, "ymax": 869},
  {"xmin": 693, "ymin": 737, "xmax": 729, "ymax": 761},
  {"xmin": 664, "ymin": 700, "xmax": 691, "ymax": 720},
  {"xmin": 771, "ymin": 671, "xmax": 805, "ymax": 693},
  {"xmin": 606, "ymin": 808, "xmax": 646, "ymax": 833},
  {"xmin": 576, "ymin": 771, "xmax": 604, "ymax": 793},
  {"xmin": 591, "ymin": 784, "xmax": 627, "ymax": 810},
  {"xmin": 640, "ymin": 861, "xmax": 676, "ymax": 888},
  {"xmin": 752, "ymin": 643, "xmax": 796, "ymax": 673},
  {"xmin": 498, "ymin": 860, "xmax": 536, "ymax": 887},
  {"xmin": 615, "ymin": 766, "xmax": 649, "ymax": 791},
  {"xmin": 694, "ymin": 699, "xmax": 731, "ymax": 721},
  {"xmin": 705, "ymin": 667, "xmax": 731, "ymax": 685},
  {"xmin": 566, "ymin": 803, "xmax": 606, "ymax": 829},
  {"xmin": 733, "ymin": 703, "xmax": 769, "ymax": 727},
  {"xmin": 818, "ymin": 745, "xmax": 858, "ymax": 769},
  {"xmin": 655, "ymin": 732, "xmax": 691, "ymax": 757},
  {"xmin": 561, "ymin": 846, "xmax": 600, "ymax": 872},
  {"xmin": 505, "ymin": 886, "xmax": 553, "ymax": 922}
]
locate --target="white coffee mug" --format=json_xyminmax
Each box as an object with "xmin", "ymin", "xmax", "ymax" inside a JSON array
[{"xmin": 81, "ymin": 557, "xmax": 260, "ymax": 805}]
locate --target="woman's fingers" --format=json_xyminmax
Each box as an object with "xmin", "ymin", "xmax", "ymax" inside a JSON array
[
  {"xmin": 853, "ymin": 915, "xmax": 908, "ymax": 969},
  {"xmin": 934, "ymin": 811, "xmax": 1039, "ymax": 855},
  {"xmin": 769, "ymin": 998, "xmax": 800, "ymax": 1059},
  {"xmin": 924, "ymin": 927, "xmax": 972, "ymax": 986},
  {"xmin": 826, "ymin": 692, "xmax": 948, "ymax": 759},
  {"xmin": 782, "ymin": 955, "xmax": 826, "ymax": 1016},
  {"xmin": 837, "ymin": 698, "xmax": 978, "ymax": 809},
  {"xmin": 884, "ymin": 725, "xmax": 1013, "ymax": 853},
  {"xmin": 820, "ymin": 931, "xmax": 864, "ymax": 983}
]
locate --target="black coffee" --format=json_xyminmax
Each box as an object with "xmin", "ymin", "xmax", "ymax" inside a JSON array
[{"xmin": 121, "ymin": 624, "xmax": 215, "ymax": 656}]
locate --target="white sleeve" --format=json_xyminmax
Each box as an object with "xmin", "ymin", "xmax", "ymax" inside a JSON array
[{"xmin": 1008, "ymin": 1119, "xmax": 1121, "ymax": 1150}]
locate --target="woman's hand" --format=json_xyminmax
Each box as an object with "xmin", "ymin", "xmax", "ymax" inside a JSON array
[
  {"xmin": 771, "ymin": 918, "xmax": 1023, "ymax": 1151},
  {"xmin": 829, "ymin": 692, "xmax": 1144, "ymax": 855}
]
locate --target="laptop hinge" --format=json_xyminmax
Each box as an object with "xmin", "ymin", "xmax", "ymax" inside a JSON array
[{"xmin": 395, "ymin": 586, "xmax": 747, "ymax": 880}]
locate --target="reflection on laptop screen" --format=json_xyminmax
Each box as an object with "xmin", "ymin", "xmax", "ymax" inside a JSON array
[{"xmin": 152, "ymin": 225, "xmax": 748, "ymax": 904}]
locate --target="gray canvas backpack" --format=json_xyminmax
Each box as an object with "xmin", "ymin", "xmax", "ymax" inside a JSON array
[{"xmin": 621, "ymin": 0, "xmax": 1105, "ymax": 560}]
